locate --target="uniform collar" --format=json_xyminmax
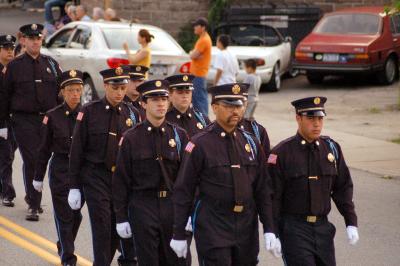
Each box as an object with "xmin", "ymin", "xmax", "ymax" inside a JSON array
[
  {"xmin": 63, "ymin": 102, "xmax": 80, "ymax": 116},
  {"xmin": 143, "ymin": 119, "xmax": 167, "ymax": 134},
  {"xmin": 170, "ymin": 106, "xmax": 192, "ymax": 119},
  {"xmin": 212, "ymin": 122, "xmax": 237, "ymax": 138},
  {"xmin": 101, "ymin": 97, "xmax": 122, "ymax": 113},
  {"xmin": 295, "ymin": 132, "xmax": 320, "ymax": 149},
  {"xmin": 24, "ymin": 52, "xmax": 41, "ymax": 63}
]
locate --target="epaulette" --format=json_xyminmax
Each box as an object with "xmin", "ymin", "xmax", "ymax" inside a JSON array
[{"xmin": 272, "ymin": 135, "xmax": 297, "ymax": 152}]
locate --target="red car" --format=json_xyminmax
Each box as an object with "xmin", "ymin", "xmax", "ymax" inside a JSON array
[{"xmin": 294, "ymin": 6, "xmax": 400, "ymax": 85}]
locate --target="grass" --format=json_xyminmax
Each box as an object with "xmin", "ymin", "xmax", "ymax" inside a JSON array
[
  {"xmin": 368, "ymin": 107, "xmax": 381, "ymax": 114},
  {"xmin": 391, "ymin": 137, "xmax": 400, "ymax": 144}
]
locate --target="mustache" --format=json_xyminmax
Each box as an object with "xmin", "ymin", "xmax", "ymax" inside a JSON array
[{"xmin": 227, "ymin": 115, "xmax": 240, "ymax": 123}]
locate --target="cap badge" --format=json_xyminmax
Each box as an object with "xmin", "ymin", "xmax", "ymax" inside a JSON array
[
  {"xmin": 155, "ymin": 80, "xmax": 162, "ymax": 87},
  {"xmin": 183, "ymin": 75, "xmax": 189, "ymax": 81},
  {"xmin": 314, "ymin": 97, "xmax": 321, "ymax": 105},
  {"xmin": 169, "ymin": 138, "xmax": 176, "ymax": 148},
  {"xmin": 196, "ymin": 122, "xmax": 203, "ymax": 129},
  {"xmin": 232, "ymin": 84, "xmax": 241, "ymax": 95},
  {"xmin": 245, "ymin": 143, "xmax": 251, "ymax": 153},
  {"xmin": 327, "ymin": 153, "xmax": 335, "ymax": 162},
  {"xmin": 126, "ymin": 118, "xmax": 133, "ymax": 127},
  {"xmin": 69, "ymin": 69, "xmax": 77, "ymax": 78},
  {"xmin": 115, "ymin": 67, "xmax": 123, "ymax": 75},
  {"xmin": 135, "ymin": 66, "xmax": 141, "ymax": 71},
  {"xmin": 6, "ymin": 35, "xmax": 12, "ymax": 41},
  {"xmin": 31, "ymin": 24, "xmax": 38, "ymax": 30}
]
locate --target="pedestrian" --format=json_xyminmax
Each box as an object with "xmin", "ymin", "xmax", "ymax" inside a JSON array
[
  {"xmin": 44, "ymin": 0, "xmax": 67, "ymax": 25},
  {"xmin": 243, "ymin": 59, "xmax": 261, "ymax": 119},
  {"xmin": 125, "ymin": 64, "xmax": 148, "ymax": 120},
  {"xmin": 170, "ymin": 83, "xmax": 277, "ymax": 265},
  {"xmin": 104, "ymin": 8, "xmax": 120, "ymax": 22},
  {"xmin": 267, "ymin": 96, "xmax": 359, "ymax": 265},
  {"xmin": 213, "ymin": 34, "xmax": 239, "ymax": 86},
  {"xmin": 190, "ymin": 17, "xmax": 212, "ymax": 116},
  {"xmin": 2, "ymin": 24, "xmax": 62, "ymax": 221},
  {"xmin": 0, "ymin": 34, "xmax": 17, "ymax": 207},
  {"xmin": 75, "ymin": 5, "xmax": 91, "ymax": 22},
  {"xmin": 166, "ymin": 74, "xmax": 211, "ymax": 138},
  {"xmin": 33, "ymin": 70, "xmax": 85, "ymax": 266},
  {"xmin": 68, "ymin": 66, "xmax": 139, "ymax": 266},
  {"xmin": 113, "ymin": 79, "xmax": 189, "ymax": 265},
  {"xmin": 123, "ymin": 29, "xmax": 154, "ymax": 70},
  {"xmin": 92, "ymin": 6, "xmax": 104, "ymax": 21}
]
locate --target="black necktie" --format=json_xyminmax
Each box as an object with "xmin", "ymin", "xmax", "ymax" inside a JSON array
[
  {"xmin": 227, "ymin": 133, "xmax": 245, "ymax": 211},
  {"xmin": 105, "ymin": 107, "xmax": 119, "ymax": 171},
  {"xmin": 308, "ymin": 143, "xmax": 322, "ymax": 214},
  {"xmin": 33, "ymin": 59, "xmax": 44, "ymax": 109}
]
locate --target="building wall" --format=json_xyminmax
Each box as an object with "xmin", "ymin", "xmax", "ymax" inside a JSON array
[{"xmin": 82, "ymin": 0, "xmax": 392, "ymax": 37}]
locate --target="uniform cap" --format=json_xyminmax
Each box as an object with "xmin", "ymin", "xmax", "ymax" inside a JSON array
[
  {"xmin": 208, "ymin": 83, "xmax": 249, "ymax": 106},
  {"xmin": 291, "ymin": 96, "xmax": 327, "ymax": 117},
  {"xmin": 19, "ymin": 23, "xmax": 44, "ymax": 37},
  {"xmin": 0, "ymin": 35, "xmax": 16, "ymax": 48},
  {"xmin": 128, "ymin": 65, "xmax": 149, "ymax": 81},
  {"xmin": 100, "ymin": 66, "xmax": 130, "ymax": 84},
  {"xmin": 137, "ymin": 79, "xmax": 169, "ymax": 98},
  {"xmin": 59, "ymin": 69, "xmax": 83, "ymax": 88},
  {"xmin": 165, "ymin": 74, "xmax": 195, "ymax": 90}
]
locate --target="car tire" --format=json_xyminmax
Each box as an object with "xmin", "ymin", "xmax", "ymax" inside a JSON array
[
  {"xmin": 82, "ymin": 77, "xmax": 98, "ymax": 104},
  {"xmin": 266, "ymin": 63, "xmax": 281, "ymax": 92},
  {"xmin": 306, "ymin": 73, "xmax": 324, "ymax": 84},
  {"xmin": 377, "ymin": 56, "xmax": 398, "ymax": 85}
]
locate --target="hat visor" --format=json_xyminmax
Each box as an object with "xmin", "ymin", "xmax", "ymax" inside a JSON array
[
  {"xmin": 61, "ymin": 80, "xmax": 83, "ymax": 88},
  {"xmin": 25, "ymin": 33, "xmax": 43, "ymax": 38},
  {"xmin": 105, "ymin": 78, "xmax": 129, "ymax": 85},
  {"xmin": 142, "ymin": 91, "xmax": 169, "ymax": 98},
  {"xmin": 170, "ymin": 85, "xmax": 194, "ymax": 91},
  {"xmin": 129, "ymin": 75, "xmax": 145, "ymax": 81},
  {"xmin": 299, "ymin": 110, "xmax": 326, "ymax": 117},
  {"xmin": 0, "ymin": 43, "xmax": 15, "ymax": 48},
  {"xmin": 218, "ymin": 99, "xmax": 244, "ymax": 107}
]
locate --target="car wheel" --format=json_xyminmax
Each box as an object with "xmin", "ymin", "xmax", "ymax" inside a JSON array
[
  {"xmin": 266, "ymin": 63, "xmax": 281, "ymax": 92},
  {"xmin": 82, "ymin": 77, "xmax": 98, "ymax": 104},
  {"xmin": 377, "ymin": 56, "xmax": 398, "ymax": 85},
  {"xmin": 306, "ymin": 73, "xmax": 324, "ymax": 84}
]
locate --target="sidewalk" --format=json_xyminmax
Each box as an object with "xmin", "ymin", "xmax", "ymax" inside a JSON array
[{"xmin": 260, "ymin": 116, "xmax": 400, "ymax": 178}]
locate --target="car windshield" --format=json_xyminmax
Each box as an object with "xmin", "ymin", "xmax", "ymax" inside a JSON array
[
  {"xmin": 314, "ymin": 13, "xmax": 381, "ymax": 35},
  {"xmin": 102, "ymin": 27, "xmax": 183, "ymax": 52},
  {"xmin": 215, "ymin": 24, "xmax": 281, "ymax": 46}
]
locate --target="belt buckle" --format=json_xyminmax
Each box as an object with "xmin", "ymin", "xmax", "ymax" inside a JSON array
[
  {"xmin": 306, "ymin": 216, "xmax": 317, "ymax": 223},
  {"xmin": 158, "ymin": 191, "xmax": 167, "ymax": 198},
  {"xmin": 233, "ymin": 205, "xmax": 244, "ymax": 213},
  {"xmin": 111, "ymin": 166, "xmax": 116, "ymax": 172}
]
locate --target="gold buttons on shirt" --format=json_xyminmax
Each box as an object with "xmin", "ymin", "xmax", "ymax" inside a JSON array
[
  {"xmin": 147, "ymin": 127, "xmax": 152, "ymax": 132},
  {"xmin": 220, "ymin": 132, "xmax": 226, "ymax": 137},
  {"xmin": 240, "ymin": 125, "xmax": 244, "ymax": 130},
  {"xmin": 177, "ymin": 115, "xmax": 181, "ymax": 119},
  {"xmin": 65, "ymin": 111, "xmax": 69, "ymax": 116},
  {"xmin": 327, "ymin": 153, "xmax": 335, "ymax": 162},
  {"xmin": 301, "ymin": 140, "xmax": 306, "ymax": 145},
  {"xmin": 106, "ymin": 105, "xmax": 110, "ymax": 110},
  {"xmin": 126, "ymin": 118, "xmax": 133, "ymax": 127},
  {"xmin": 161, "ymin": 128, "xmax": 165, "ymax": 133},
  {"xmin": 316, "ymin": 141, "xmax": 320, "ymax": 146},
  {"xmin": 188, "ymin": 113, "xmax": 192, "ymax": 118},
  {"xmin": 245, "ymin": 143, "xmax": 251, "ymax": 153}
]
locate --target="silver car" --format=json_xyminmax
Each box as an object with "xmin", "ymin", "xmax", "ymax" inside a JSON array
[{"xmin": 42, "ymin": 21, "xmax": 191, "ymax": 103}]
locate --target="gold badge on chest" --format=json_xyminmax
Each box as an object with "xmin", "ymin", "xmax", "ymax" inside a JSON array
[
  {"xmin": 126, "ymin": 118, "xmax": 133, "ymax": 127},
  {"xmin": 245, "ymin": 143, "xmax": 251, "ymax": 153},
  {"xmin": 327, "ymin": 153, "xmax": 335, "ymax": 162},
  {"xmin": 169, "ymin": 138, "xmax": 176, "ymax": 148},
  {"xmin": 196, "ymin": 122, "xmax": 203, "ymax": 129}
]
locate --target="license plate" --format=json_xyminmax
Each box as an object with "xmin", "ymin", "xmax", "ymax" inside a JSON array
[
  {"xmin": 323, "ymin": 54, "xmax": 339, "ymax": 62},
  {"xmin": 149, "ymin": 65, "xmax": 168, "ymax": 76}
]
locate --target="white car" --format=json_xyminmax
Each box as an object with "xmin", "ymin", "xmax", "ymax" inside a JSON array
[
  {"xmin": 42, "ymin": 21, "xmax": 191, "ymax": 103},
  {"xmin": 207, "ymin": 23, "xmax": 293, "ymax": 91}
]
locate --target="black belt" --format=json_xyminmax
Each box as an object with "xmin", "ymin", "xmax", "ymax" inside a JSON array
[
  {"xmin": 201, "ymin": 197, "xmax": 254, "ymax": 213},
  {"xmin": 283, "ymin": 214, "xmax": 327, "ymax": 224},
  {"xmin": 132, "ymin": 190, "xmax": 171, "ymax": 199}
]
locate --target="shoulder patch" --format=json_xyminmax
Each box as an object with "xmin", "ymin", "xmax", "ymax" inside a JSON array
[
  {"xmin": 77, "ymin": 112, "xmax": 84, "ymax": 121},
  {"xmin": 267, "ymin": 154, "xmax": 277, "ymax": 165},
  {"xmin": 185, "ymin": 141, "xmax": 195, "ymax": 153},
  {"xmin": 42, "ymin": 116, "xmax": 48, "ymax": 125}
]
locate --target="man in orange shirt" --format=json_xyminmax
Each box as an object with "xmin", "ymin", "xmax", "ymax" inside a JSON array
[{"xmin": 190, "ymin": 17, "xmax": 212, "ymax": 116}]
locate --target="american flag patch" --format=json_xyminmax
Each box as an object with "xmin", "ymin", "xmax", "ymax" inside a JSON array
[
  {"xmin": 267, "ymin": 154, "xmax": 277, "ymax": 164},
  {"xmin": 118, "ymin": 137, "xmax": 124, "ymax": 146},
  {"xmin": 42, "ymin": 116, "xmax": 48, "ymax": 125},
  {"xmin": 185, "ymin": 142, "xmax": 195, "ymax": 153},
  {"xmin": 77, "ymin": 112, "xmax": 84, "ymax": 121}
]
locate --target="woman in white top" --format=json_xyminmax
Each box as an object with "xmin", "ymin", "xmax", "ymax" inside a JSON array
[{"xmin": 213, "ymin": 34, "xmax": 239, "ymax": 86}]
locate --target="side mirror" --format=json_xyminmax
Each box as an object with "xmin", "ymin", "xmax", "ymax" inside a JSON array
[{"xmin": 284, "ymin": 36, "xmax": 292, "ymax": 43}]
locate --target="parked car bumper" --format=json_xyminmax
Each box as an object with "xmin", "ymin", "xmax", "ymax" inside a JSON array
[{"xmin": 293, "ymin": 62, "xmax": 384, "ymax": 74}]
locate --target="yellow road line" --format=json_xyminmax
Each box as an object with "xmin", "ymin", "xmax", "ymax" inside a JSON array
[
  {"xmin": 0, "ymin": 226, "xmax": 61, "ymax": 265},
  {"xmin": 0, "ymin": 216, "xmax": 92, "ymax": 266}
]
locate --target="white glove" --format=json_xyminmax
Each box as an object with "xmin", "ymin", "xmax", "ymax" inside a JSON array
[
  {"xmin": 273, "ymin": 238, "xmax": 282, "ymax": 258},
  {"xmin": 185, "ymin": 217, "xmax": 192, "ymax": 232},
  {"xmin": 68, "ymin": 189, "xmax": 81, "ymax": 210},
  {"xmin": 0, "ymin": 128, "xmax": 7, "ymax": 140},
  {"xmin": 116, "ymin": 222, "xmax": 132, "ymax": 238},
  {"xmin": 32, "ymin": 180, "xmax": 43, "ymax": 192},
  {"xmin": 170, "ymin": 239, "xmax": 188, "ymax": 258},
  {"xmin": 346, "ymin": 226, "xmax": 359, "ymax": 245},
  {"xmin": 264, "ymin": 232, "xmax": 277, "ymax": 251}
]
